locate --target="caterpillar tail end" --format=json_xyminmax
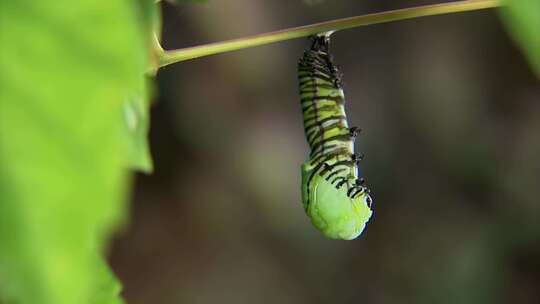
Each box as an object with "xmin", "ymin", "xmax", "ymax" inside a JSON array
[
  {"xmin": 301, "ymin": 162, "xmax": 373, "ymax": 241},
  {"xmin": 309, "ymin": 31, "xmax": 334, "ymax": 52}
]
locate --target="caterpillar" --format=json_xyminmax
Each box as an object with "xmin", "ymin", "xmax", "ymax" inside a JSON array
[{"xmin": 298, "ymin": 34, "xmax": 373, "ymax": 240}]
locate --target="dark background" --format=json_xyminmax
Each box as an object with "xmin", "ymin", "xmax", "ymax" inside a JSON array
[{"xmin": 109, "ymin": 1, "xmax": 540, "ymax": 303}]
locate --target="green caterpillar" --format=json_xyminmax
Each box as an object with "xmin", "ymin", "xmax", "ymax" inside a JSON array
[{"xmin": 298, "ymin": 34, "xmax": 373, "ymax": 240}]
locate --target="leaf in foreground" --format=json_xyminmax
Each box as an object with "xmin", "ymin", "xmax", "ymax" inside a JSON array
[
  {"xmin": 0, "ymin": 1, "xmax": 149, "ymax": 303},
  {"xmin": 499, "ymin": 0, "xmax": 540, "ymax": 77}
]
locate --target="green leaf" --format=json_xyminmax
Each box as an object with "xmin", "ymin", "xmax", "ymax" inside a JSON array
[
  {"xmin": 499, "ymin": 0, "xmax": 540, "ymax": 77},
  {"xmin": 0, "ymin": 1, "xmax": 151, "ymax": 303},
  {"xmin": 120, "ymin": 0, "xmax": 160, "ymax": 173},
  {"xmin": 122, "ymin": 80, "xmax": 153, "ymax": 173}
]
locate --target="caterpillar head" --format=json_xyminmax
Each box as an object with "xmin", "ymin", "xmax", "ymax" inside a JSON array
[{"xmin": 302, "ymin": 167, "xmax": 373, "ymax": 240}]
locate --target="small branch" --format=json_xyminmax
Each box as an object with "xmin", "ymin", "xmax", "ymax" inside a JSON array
[{"xmin": 159, "ymin": 0, "xmax": 501, "ymax": 68}]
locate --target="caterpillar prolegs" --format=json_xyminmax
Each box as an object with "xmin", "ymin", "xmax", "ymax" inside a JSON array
[{"xmin": 299, "ymin": 34, "xmax": 373, "ymax": 240}]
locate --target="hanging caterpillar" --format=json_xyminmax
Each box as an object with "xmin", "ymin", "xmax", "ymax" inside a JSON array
[{"xmin": 298, "ymin": 34, "xmax": 373, "ymax": 240}]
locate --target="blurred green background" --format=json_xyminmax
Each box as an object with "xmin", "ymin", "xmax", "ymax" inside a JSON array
[{"xmin": 108, "ymin": 1, "xmax": 540, "ymax": 304}]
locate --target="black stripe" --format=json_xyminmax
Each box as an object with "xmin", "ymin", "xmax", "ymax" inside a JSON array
[
  {"xmin": 303, "ymin": 105, "xmax": 340, "ymax": 116},
  {"xmin": 351, "ymin": 187, "xmax": 365, "ymax": 198},
  {"xmin": 301, "ymin": 95, "xmax": 344, "ymax": 106},
  {"xmin": 304, "ymin": 114, "xmax": 346, "ymax": 129},
  {"xmin": 299, "ymin": 75, "xmax": 334, "ymax": 87},
  {"xmin": 320, "ymin": 160, "xmax": 354, "ymax": 176},
  {"xmin": 301, "ymin": 100, "xmax": 343, "ymax": 113},
  {"xmin": 306, "ymin": 120, "xmax": 343, "ymax": 140},
  {"xmin": 299, "ymin": 79, "xmax": 330, "ymax": 88},
  {"xmin": 309, "ymin": 134, "xmax": 351, "ymax": 157},
  {"xmin": 309, "ymin": 146, "xmax": 346, "ymax": 165},
  {"xmin": 298, "ymin": 71, "xmax": 334, "ymax": 81},
  {"xmin": 307, "ymin": 121, "xmax": 347, "ymax": 145},
  {"xmin": 299, "ymin": 80, "xmax": 336, "ymax": 90},
  {"xmin": 310, "ymin": 143, "xmax": 337, "ymax": 160},
  {"xmin": 299, "ymin": 71, "xmax": 334, "ymax": 83},
  {"xmin": 331, "ymin": 174, "xmax": 347, "ymax": 184},
  {"xmin": 301, "ymin": 98, "xmax": 340, "ymax": 111},
  {"xmin": 299, "ymin": 83, "xmax": 337, "ymax": 91},
  {"xmin": 298, "ymin": 65, "xmax": 333, "ymax": 76},
  {"xmin": 326, "ymin": 168, "xmax": 347, "ymax": 182},
  {"xmin": 309, "ymin": 148, "xmax": 349, "ymax": 167},
  {"xmin": 335, "ymin": 178, "xmax": 348, "ymax": 189}
]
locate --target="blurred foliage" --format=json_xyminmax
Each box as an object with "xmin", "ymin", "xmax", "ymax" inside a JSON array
[
  {"xmin": 0, "ymin": 1, "xmax": 155, "ymax": 304},
  {"xmin": 500, "ymin": 0, "xmax": 540, "ymax": 77}
]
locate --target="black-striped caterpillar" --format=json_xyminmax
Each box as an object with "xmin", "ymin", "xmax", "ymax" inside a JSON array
[{"xmin": 299, "ymin": 34, "xmax": 373, "ymax": 240}]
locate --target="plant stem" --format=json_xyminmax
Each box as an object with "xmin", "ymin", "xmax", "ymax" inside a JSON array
[{"xmin": 159, "ymin": 0, "xmax": 500, "ymax": 68}]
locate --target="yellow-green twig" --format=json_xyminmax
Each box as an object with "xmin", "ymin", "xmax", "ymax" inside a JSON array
[{"xmin": 159, "ymin": 0, "xmax": 501, "ymax": 68}]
